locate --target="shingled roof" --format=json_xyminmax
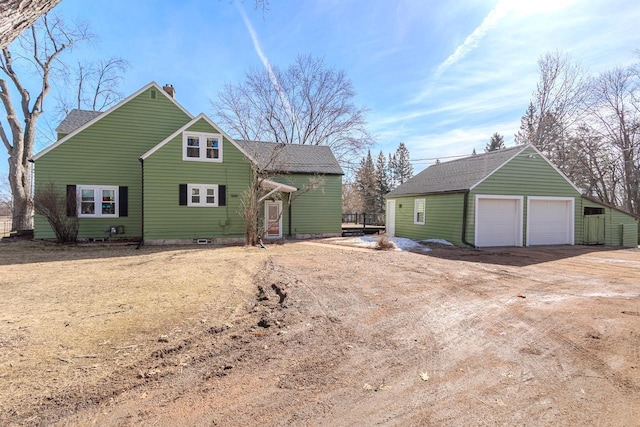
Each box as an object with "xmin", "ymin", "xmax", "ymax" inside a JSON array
[
  {"xmin": 387, "ymin": 145, "xmax": 527, "ymax": 197},
  {"xmin": 56, "ymin": 109, "xmax": 103, "ymax": 133},
  {"xmin": 236, "ymin": 140, "xmax": 344, "ymax": 175}
]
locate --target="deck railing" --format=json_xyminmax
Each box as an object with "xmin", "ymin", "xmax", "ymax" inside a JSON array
[
  {"xmin": 1, "ymin": 218, "xmax": 11, "ymax": 238},
  {"xmin": 342, "ymin": 213, "xmax": 385, "ymax": 226}
]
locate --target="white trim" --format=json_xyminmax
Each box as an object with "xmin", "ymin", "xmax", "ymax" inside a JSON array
[
  {"xmin": 77, "ymin": 185, "xmax": 119, "ymax": 218},
  {"xmin": 186, "ymin": 183, "xmax": 219, "ymax": 207},
  {"xmin": 140, "ymin": 113, "xmax": 258, "ymax": 164},
  {"xmin": 258, "ymin": 180, "xmax": 298, "ymax": 202},
  {"xmin": 469, "ymin": 145, "xmax": 528, "ymax": 191},
  {"xmin": 33, "ymin": 82, "xmax": 193, "ymax": 161},
  {"xmin": 474, "ymin": 195, "xmax": 523, "ymax": 247},
  {"xmin": 182, "ymin": 132, "xmax": 223, "ymax": 162},
  {"xmin": 261, "ymin": 179, "xmax": 297, "ymax": 192},
  {"xmin": 264, "ymin": 200, "xmax": 283, "ymax": 239},
  {"xmin": 414, "ymin": 198, "xmax": 425, "ymax": 225},
  {"xmin": 386, "ymin": 199, "xmax": 396, "ymax": 237},
  {"xmin": 526, "ymin": 196, "xmax": 575, "ymax": 246}
]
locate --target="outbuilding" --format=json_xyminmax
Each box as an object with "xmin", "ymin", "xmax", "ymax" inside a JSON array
[{"xmin": 385, "ymin": 145, "xmax": 638, "ymax": 247}]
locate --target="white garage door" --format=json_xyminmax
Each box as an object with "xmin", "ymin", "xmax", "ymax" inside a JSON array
[
  {"xmin": 475, "ymin": 197, "xmax": 522, "ymax": 247},
  {"xmin": 527, "ymin": 198, "xmax": 574, "ymax": 246}
]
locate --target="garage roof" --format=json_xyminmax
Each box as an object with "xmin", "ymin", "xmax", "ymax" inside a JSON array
[{"xmin": 387, "ymin": 145, "xmax": 527, "ymax": 197}]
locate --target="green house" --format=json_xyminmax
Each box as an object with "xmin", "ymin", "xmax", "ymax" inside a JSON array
[
  {"xmin": 385, "ymin": 145, "xmax": 638, "ymax": 248},
  {"xmin": 32, "ymin": 82, "xmax": 343, "ymax": 244}
]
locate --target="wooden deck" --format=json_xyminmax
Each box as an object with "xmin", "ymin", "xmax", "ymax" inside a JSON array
[{"xmin": 341, "ymin": 222, "xmax": 385, "ymax": 237}]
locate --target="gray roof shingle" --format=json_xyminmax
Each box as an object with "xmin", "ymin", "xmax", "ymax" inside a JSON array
[
  {"xmin": 236, "ymin": 140, "xmax": 344, "ymax": 175},
  {"xmin": 56, "ymin": 109, "xmax": 103, "ymax": 133},
  {"xmin": 387, "ymin": 145, "xmax": 527, "ymax": 197}
]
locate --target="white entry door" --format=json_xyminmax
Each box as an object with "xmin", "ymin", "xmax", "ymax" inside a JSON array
[
  {"xmin": 386, "ymin": 200, "xmax": 396, "ymax": 236},
  {"xmin": 265, "ymin": 201, "xmax": 282, "ymax": 238}
]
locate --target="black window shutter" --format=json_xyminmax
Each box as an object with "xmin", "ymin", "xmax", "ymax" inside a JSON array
[
  {"xmin": 119, "ymin": 186, "xmax": 128, "ymax": 217},
  {"xmin": 179, "ymin": 184, "xmax": 187, "ymax": 206},
  {"xmin": 219, "ymin": 185, "xmax": 226, "ymax": 206},
  {"xmin": 66, "ymin": 185, "xmax": 77, "ymax": 217}
]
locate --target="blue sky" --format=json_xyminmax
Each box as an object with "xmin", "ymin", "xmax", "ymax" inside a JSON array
[{"xmin": 1, "ymin": 0, "xmax": 639, "ymax": 180}]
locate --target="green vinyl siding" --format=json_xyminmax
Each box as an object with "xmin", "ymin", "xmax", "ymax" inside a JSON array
[
  {"xmin": 270, "ymin": 174, "xmax": 342, "ymax": 235},
  {"xmin": 34, "ymin": 87, "xmax": 191, "ymax": 239},
  {"xmin": 579, "ymin": 198, "xmax": 638, "ymax": 247},
  {"xmin": 468, "ymin": 146, "xmax": 581, "ymax": 246},
  {"xmin": 143, "ymin": 118, "xmax": 252, "ymax": 240},
  {"xmin": 388, "ymin": 193, "xmax": 465, "ymax": 245}
]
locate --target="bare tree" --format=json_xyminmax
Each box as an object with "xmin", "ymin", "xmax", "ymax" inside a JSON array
[
  {"xmin": 0, "ymin": 0, "xmax": 62, "ymax": 49},
  {"xmin": 516, "ymin": 51, "xmax": 587, "ymax": 153},
  {"xmin": 239, "ymin": 144, "xmax": 324, "ymax": 246},
  {"xmin": 0, "ymin": 14, "xmax": 92, "ymax": 232},
  {"xmin": 212, "ymin": 54, "xmax": 373, "ymax": 166},
  {"xmin": 56, "ymin": 57, "xmax": 129, "ymax": 115},
  {"xmin": 583, "ymin": 66, "xmax": 640, "ymax": 215}
]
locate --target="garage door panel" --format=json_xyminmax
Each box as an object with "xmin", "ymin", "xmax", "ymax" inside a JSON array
[
  {"xmin": 476, "ymin": 198, "xmax": 521, "ymax": 247},
  {"xmin": 528, "ymin": 199, "xmax": 573, "ymax": 246}
]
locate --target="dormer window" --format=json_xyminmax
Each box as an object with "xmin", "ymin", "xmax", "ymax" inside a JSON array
[{"xmin": 183, "ymin": 132, "xmax": 222, "ymax": 162}]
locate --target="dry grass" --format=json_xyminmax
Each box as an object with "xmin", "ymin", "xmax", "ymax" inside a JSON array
[
  {"xmin": 375, "ymin": 236, "xmax": 396, "ymax": 251},
  {"xmin": 0, "ymin": 240, "xmax": 271, "ymax": 417}
]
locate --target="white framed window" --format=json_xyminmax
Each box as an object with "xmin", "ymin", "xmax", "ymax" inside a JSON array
[
  {"xmin": 182, "ymin": 132, "xmax": 222, "ymax": 162},
  {"xmin": 414, "ymin": 198, "xmax": 425, "ymax": 225},
  {"xmin": 78, "ymin": 185, "xmax": 119, "ymax": 218},
  {"xmin": 187, "ymin": 184, "xmax": 218, "ymax": 207}
]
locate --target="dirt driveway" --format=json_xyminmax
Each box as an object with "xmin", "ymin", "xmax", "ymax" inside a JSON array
[{"xmin": 1, "ymin": 240, "xmax": 639, "ymax": 426}]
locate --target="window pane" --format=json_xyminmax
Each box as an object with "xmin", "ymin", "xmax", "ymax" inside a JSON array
[
  {"xmin": 191, "ymin": 187, "xmax": 200, "ymax": 204},
  {"xmin": 206, "ymin": 138, "xmax": 218, "ymax": 148},
  {"xmin": 187, "ymin": 136, "xmax": 200, "ymax": 157},
  {"xmin": 101, "ymin": 189, "xmax": 115, "ymax": 215},
  {"xmin": 206, "ymin": 188, "xmax": 215, "ymax": 204},
  {"xmin": 81, "ymin": 189, "xmax": 95, "ymax": 214}
]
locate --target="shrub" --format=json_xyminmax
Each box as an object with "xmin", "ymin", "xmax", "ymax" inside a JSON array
[
  {"xmin": 375, "ymin": 237, "xmax": 396, "ymax": 251},
  {"xmin": 33, "ymin": 182, "xmax": 78, "ymax": 243}
]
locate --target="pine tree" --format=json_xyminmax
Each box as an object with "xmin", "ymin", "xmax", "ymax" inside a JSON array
[
  {"xmin": 514, "ymin": 102, "xmax": 537, "ymax": 145},
  {"xmin": 393, "ymin": 142, "xmax": 413, "ymax": 184},
  {"xmin": 374, "ymin": 151, "xmax": 390, "ymax": 212},
  {"xmin": 485, "ymin": 132, "xmax": 505, "ymax": 152},
  {"xmin": 388, "ymin": 153, "xmax": 397, "ymax": 189},
  {"xmin": 355, "ymin": 150, "xmax": 377, "ymax": 213}
]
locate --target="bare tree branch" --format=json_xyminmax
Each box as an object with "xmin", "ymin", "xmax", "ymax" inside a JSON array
[{"xmin": 212, "ymin": 54, "xmax": 373, "ymax": 168}]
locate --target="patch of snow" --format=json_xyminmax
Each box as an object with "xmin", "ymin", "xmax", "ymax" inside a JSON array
[
  {"xmin": 335, "ymin": 236, "xmax": 431, "ymax": 252},
  {"xmin": 388, "ymin": 237, "xmax": 431, "ymax": 252},
  {"xmin": 420, "ymin": 238, "xmax": 453, "ymax": 246}
]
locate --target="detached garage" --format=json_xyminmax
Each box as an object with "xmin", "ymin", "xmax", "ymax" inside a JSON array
[{"xmin": 385, "ymin": 144, "xmax": 638, "ymax": 248}]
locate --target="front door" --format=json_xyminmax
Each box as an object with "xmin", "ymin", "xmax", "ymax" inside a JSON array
[{"xmin": 265, "ymin": 201, "xmax": 282, "ymax": 238}]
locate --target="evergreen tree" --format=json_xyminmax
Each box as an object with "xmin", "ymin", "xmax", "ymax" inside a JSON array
[
  {"xmin": 485, "ymin": 132, "xmax": 505, "ymax": 152},
  {"xmin": 514, "ymin": 102, "xmax": 537, "ymax": 145},
  {"xmin": 374, "ymin": 151, "xmax": 390, "ymax": 212},
  {"xmin": 355, "ymin": 150, "xmax": 377, "ymax": 213},
  {"xmin": 388, "ymin": 153, "xmax": 397, "ymax": 189},
  {"xmin": 393, "ymin": 142, "xmax": 413, "ymax": 185}
]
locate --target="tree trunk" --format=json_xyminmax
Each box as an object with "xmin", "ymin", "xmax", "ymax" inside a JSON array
[
  {"xmin": 8, "ymin": 148, "xmax": 33, "ymax": 231},
  {"xmin": 0, "ymin": 0, "xmax": 62, "ymax": 49}
]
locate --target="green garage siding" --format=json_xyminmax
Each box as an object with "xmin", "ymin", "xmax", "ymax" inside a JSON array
[
  {"xmin": 580, "ymin": 198, "xmax": 639, "ymax": 247},
  {"xmin": 468, "ymin": 147, "xmax": 581, "ymax": 246},
  {"xmin": 390, "ymin": 193, "xmax": 465, "ymax": 245},
  {"xmin": 272, "ymin": 174, "xmax": 342, "ymax": 236},
  {"xmin": 34, "ymin": 86, "xmax": 191, "ymax": 239},
  {"xmin": 143, "ymin": 118, "xmax": 252, "ymax": 240}
]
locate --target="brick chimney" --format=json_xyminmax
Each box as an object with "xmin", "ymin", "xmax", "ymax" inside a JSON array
[{"xmin": 162, "ymin": 84, "xmax": 175, "ymax": 98}]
